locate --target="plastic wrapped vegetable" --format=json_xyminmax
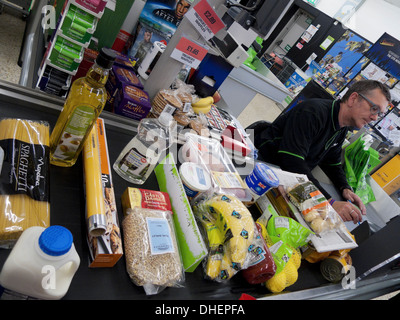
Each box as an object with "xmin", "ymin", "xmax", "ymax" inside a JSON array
[
  {"xmin": 266, "ymin": 215, "xmax": 313, "ymax": 249},
  {"xmin": 287, "ymin": 181, "xmax": 344, "ymax": 234},
  {"xmin": 264, "ymin": 240, "xmax": 301, "ymax": 293}
]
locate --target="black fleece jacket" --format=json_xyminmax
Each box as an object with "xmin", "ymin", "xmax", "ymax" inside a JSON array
[{"xmin": 255, "ymin": 98, "xmax": 352, "ymax": 199}]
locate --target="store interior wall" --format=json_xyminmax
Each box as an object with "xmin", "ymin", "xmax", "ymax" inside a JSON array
[
  {"xmin": 315, "ymin": 0, "xmax": 400, "ymax": 43},
  {"xmin": 264, "ymin": 0, "xmax": 400, "ymax": 67}
]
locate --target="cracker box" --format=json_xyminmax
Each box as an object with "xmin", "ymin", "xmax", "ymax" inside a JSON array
[
  {"xmin": 86, "ymin": 118, "xmax": 123, "ymax": 267},
  {"xmin": 105, "ymin": 65, "xmax": 144, "ymax": 111},
  {"xmin": 113, "ymin": 83, "xmax": 151, "ymax": 120},
  {"xmin": 121, "ymin": 188, "xmax": 172, "ymax": 213}
]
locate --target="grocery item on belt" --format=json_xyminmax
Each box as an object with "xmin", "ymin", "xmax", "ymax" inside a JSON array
[
  {"xmin": 287, "ymin": 181, "xmax": 345, "ymax": 234},
  {"xmin": 113, "ymin": 83, "xmax": 151, "ymax": 120},
  {"xmin": 150, "ymin": 89, "xmax": 183, "ymax": 117},
  {"xmin": 179, "ymin": 162, "xmax": 212, "ymax": 199},
  {"xmin": 241, "ymin": 223, "xmax": 276, "ymax": 284},
  {"xmin": 82, "ymin": 125, "xmax": 107, "ymax": 237},
  {"xmin": 193, "ymin": 194, "xmax": 265, "ymax": 282},
  {"xmin": 84, "ymin": 119, "xmax": 123, "ymax": 267},
  {"xmin": 122, "ymin": 207, "xmax": 184, "ymax": 295},
  {"xmin": 181, "ymin": 133, "xmax": 252, "ymax": 202},
  {"xmin": 320, "ymin": 252, "xmax": 352, "ymax": 283},
  {"xmin": 0, "ymin": 118, "xmax": 50, "ymax": 248}
]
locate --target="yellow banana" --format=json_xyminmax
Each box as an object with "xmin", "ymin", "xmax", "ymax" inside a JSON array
[
  {"xmin": 219, "ymin": 252, "xmax": 236, "ymax": 280},
  {"xmin": 192, "ymin": 104, "xmax": 212, "ymax": 114},
  {"xmin": 206, "ymin": 194, "xmax": 255, "ymax": 268},
  {"xmin": 203, "ymin": 221, "xmax": 224, "ymax": 280},
  {"xmin": 191, "ymin": 96, "xmax": 214, "ymax": 108}
]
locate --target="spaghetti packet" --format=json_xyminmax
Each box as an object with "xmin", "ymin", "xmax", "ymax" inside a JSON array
[{"xmin": 0, "ymin": 118, "xmax": 50, "ymax": 248}]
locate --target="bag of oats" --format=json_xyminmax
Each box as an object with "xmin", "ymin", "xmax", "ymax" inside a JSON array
[{"xmin": 122, "ymin": 207, "xmax": 184, "ymax": 295}]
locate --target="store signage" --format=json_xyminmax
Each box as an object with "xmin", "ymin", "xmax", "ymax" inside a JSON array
[
  {"xmin": 364, "ymin": 33, "xmax": 400, "ymax": 79},
  {"xmin": 170, "ymin": 37, "xmax": 208, "ymax": 68},
  {"xmin": 185, "ymin": 0, "xmax": 225, "ymax": 40},
  {"xmin": 303, "ymin": 0, "xmax": 320, "ymax": 7}
]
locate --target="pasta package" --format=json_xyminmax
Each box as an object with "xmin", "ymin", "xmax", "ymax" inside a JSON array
[{"xmin": 0, "ymin": 118, "xmax": 50, "ymax": 248}]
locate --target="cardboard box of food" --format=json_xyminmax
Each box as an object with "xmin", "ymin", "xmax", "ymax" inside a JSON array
[
  {"xmin": 85, "ymin": 118, "xmax": 123, "ymax": 267},
  {"xmin": 154, "ymin": 153, "xmax": 208, "ymax": 272},
  {"xmin": 121, "ymin": 188, "xmax": 172, "ymax": 213},
  {"xmin": 113, "ymin": 83, "xmax": 151, "ymax": 120}
]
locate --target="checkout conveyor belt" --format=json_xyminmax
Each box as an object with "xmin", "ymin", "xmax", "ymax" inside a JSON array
[{"xmin": 1, "ymin": 80, "xmax": 400, "ymax": 300}]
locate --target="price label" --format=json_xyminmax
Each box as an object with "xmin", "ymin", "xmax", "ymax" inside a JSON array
[
  {"xmin": 170, "ymin": 37, "xmax": 208, "ymax": 68},
  {"xmin": 185, "ymin": 0, "xmax": 225, "ymax": 40}
]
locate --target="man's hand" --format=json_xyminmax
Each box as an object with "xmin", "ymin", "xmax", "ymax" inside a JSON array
[
  {"xmin": 331, "ymin": 200, "xmax": 362, "ymax": 223},
  {"xmin": 330, "ymin": 188, "xmax": 366, "ymax": 224}
]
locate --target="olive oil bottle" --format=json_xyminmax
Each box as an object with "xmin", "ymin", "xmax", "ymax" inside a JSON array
[{"xmin": 50, "ymin": 48, "xmax": 116, "ymax": 167}]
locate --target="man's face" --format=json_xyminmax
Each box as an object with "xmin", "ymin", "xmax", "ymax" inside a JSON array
[
  {"xmin": 144, "ymin": 31, "xmax": 152, "ymax": 42},
  {"xmin": 175, "ymin": 0, "xmax": 190, "ymax": 19},
  {"xmin": 350, "ymin": 89, "xmax": 389, "ymax": 129}
]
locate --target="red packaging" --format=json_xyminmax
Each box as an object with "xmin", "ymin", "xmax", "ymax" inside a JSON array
[
  {"xmin": 121, "ymin": 188, "xmax": 172, "ymax": 213},
  {"xmin": 241, "ymin": 224, "xmax": 276, "ymax": 284}
]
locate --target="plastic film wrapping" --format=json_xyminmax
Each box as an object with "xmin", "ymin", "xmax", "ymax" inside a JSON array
[
  {"xmin": 83, "ymin": 125, "xmax": 106, "ymax": 236},
  {"xmin": 122, "ymin": 207, "xmax": 184, "ymax": 295},
  {"xmin": 0, "ymin": 118, "xmax": 50, "ymax": 248},
  {"xmin": 193, "ymin": 193, "xmax": 266, "ymax": 282}
]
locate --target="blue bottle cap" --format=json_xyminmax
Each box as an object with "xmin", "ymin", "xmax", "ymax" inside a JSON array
[{"xmin": 38, "ymin": 226, "xmax": 73, "ymax": 256}]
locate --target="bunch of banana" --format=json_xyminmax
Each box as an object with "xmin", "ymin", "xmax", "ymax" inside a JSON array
[
  {"xmin": 191, "ymin": 96, "xmax": 214, "ymax": 114},
  {"xmin": 206, "ymin": 195, "xmax": 255, "ymax": 270}
]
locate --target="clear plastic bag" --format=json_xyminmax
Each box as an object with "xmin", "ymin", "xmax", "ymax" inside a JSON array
[
  {"xmin": 287, "ymin": 181, "xmax": 345, "ymax": 234},
  {"xmin": 180, "ymin": 133, "xmax": 252, "ymax": 202},
  {"xmin": 193, "ymin": 193, "xmax": 265, "ymax": 282},
  {"xmin": 122, "ymin": 207, "xmax": 184, "ymax": 295},
  {"xmin": 0, "ymin": 118, "xmax": 50, "ymax": 248}
]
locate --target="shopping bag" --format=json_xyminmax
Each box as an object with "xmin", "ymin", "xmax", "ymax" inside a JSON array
[{"xmin": 343, "ymin": 135, "xmax": 376, "ymax": 205}]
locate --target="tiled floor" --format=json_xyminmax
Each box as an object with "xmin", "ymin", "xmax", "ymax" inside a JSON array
[
  {"xmin": 237, "ymin": 93, "xmax": 284, "ymax": 128},
  {"xmin": 1, "ymin": 3, "xmax": 399, "ymax": 301},
  {"xmin": 0, "ymin": 6, "xmax": 25, "ymax": 84}
]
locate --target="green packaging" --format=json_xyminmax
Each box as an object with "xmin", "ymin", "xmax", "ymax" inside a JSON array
[{"xmin": 154, "ymin": 153, "xmax": 208, "ymax": 272}]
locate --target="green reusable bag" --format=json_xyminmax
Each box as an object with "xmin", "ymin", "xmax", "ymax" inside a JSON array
[{"xmin": 344, "ymin": 135, "xmax": 376, "ymax": 204}]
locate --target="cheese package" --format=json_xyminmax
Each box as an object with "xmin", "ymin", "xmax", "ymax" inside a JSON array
[{"xmin": 181, "ymin": 133, "xmax": 252, "ymax": 202}]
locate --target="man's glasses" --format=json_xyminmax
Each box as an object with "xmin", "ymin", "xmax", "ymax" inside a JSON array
[{"xmin": 358, "ymin": 93, "xmax": 387, "ymax": 118}]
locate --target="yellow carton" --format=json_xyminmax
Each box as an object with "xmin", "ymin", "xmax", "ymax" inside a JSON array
[{"xmin": 371, "ymin": 154, "xmax": 400, "ymax": 195}]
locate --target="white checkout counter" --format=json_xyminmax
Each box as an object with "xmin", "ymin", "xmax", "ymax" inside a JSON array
[{"xmin": 218, "ymin": 60, "xmax": 291, "ymax": 118}]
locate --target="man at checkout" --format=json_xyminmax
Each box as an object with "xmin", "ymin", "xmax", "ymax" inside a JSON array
[{"xmin": 253, "ymin": 80, "xmax": 391, "ymax": 224}]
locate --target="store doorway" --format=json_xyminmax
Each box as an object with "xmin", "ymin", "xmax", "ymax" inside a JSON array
[{"xmin": 265, "ymin": 8, "xmax": 314, "ymax": 58}]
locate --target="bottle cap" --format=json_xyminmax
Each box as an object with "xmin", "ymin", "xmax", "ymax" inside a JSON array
[
  {"xmin": 158, "ymin": 112, "xmax": 173, "ymax": 127},
  {"xmin": 38, "ymin": 226, "xmax": 73, "ymax": 256},
  {"xmin": 96, "ymin": 48, "xmax": 117, "ymax": 69}
]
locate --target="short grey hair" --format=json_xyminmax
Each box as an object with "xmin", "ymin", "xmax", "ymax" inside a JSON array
[{"xmin": 341, "ymin": 80, "xmax": 391, "ymax": 103}]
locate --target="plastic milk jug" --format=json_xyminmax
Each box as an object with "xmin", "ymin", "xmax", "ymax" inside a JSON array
[{"xmin": 0, "ymin": 226, "xmax": 80, "ymax": 300}]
